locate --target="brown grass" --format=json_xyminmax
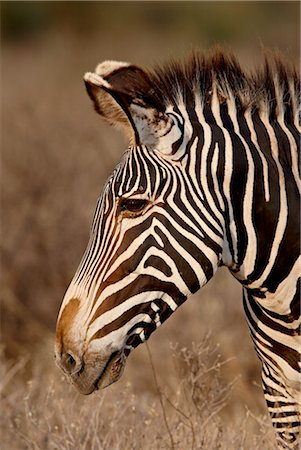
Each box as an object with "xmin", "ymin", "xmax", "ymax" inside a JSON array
[
  {"xmin": 1, "ymin": 337, "xmax": 276, "ymax": 450},
  {"xmin": 1, "ymin": 3, "xmax": 299, "ymax": 449}
]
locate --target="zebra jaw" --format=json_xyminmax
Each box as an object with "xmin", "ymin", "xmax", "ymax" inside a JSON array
[{"xmin": 92, "ymin": 351, "xmax": 126, "ymax": 392}]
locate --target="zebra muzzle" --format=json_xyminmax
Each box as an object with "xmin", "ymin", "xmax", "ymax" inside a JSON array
[{"xmin": 67, "ymin": 350, "xmax": 126, "ymax": 395}]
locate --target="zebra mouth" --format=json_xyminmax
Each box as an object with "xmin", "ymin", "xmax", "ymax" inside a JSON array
[{"xmin": 94, "ymin": 351, "xmax": 125, "ymax": 391}]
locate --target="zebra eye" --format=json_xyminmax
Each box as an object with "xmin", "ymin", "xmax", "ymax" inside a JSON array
[{"xmin": 119, "ymin": 198, "xmax": 148, "ymax": 214}]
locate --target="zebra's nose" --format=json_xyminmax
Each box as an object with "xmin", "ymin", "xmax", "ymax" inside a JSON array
[{"xmin": 59, "ymin": 351, "xmax": 83, "ymax": 375}]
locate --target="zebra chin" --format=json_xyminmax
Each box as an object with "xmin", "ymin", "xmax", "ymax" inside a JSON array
[{"xmin": 65, "ymin": 350, "xmax": 126, "ymax": 395}]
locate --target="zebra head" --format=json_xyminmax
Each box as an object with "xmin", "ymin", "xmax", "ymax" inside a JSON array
[{"xmin": 55, "ymin": 60, "xmax": 225, "ymax": 394}]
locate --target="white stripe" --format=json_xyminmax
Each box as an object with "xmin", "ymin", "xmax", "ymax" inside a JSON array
[
  {"xmin": 227, "ymin": 98, "xmax": 257, "ymax": 279},
  {"xmin": 244, "ymin": 109, "xmax": 270, "ymax": 202},
  {"xmin": 89, "ymin": 314, "xmax": 153, "ymax": 350},
  {"xmin": 194, "ymin": 95, "xmax": 226, "ymax": 226},
  {"xmin": 87, "ymin": 291, "xmax": 177, "ymax": 340},
  {"xmin": 211, "ymin": 143, "xmax": 225, "ymax": 212},
  {"xmin": 211, "ymin": 85, "xmax": 238, "ymax": 264}
]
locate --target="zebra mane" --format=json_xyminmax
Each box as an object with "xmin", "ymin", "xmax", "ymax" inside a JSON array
[{"xmin": 140, "ymin": 50, "xmax": 300, "ymax": 121}]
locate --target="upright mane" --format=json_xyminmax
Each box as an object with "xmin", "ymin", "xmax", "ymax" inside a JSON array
[{"xmin": 134, "ymin": 50, "xmax": 300, "ymax": 122}]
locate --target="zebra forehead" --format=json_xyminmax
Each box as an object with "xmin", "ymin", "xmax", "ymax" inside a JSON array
[{"xmin": 109, "ymin": 147, "xmax": 167, "ymax": 192}]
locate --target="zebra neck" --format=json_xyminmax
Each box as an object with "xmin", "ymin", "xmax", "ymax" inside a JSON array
[{"xmin": 179, "ymin": 94, "xmax": 300, "ymax": 296}]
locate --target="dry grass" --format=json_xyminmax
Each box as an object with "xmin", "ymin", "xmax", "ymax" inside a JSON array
[
  {"xmin": 1, "ymin": 337, "xmax": 276, "ymax": 450},
  {"xmin": 1, "ymin": 3, "xmax": 299, "ymax": 449}
]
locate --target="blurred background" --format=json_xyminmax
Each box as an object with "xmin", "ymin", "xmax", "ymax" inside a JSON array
[{"xmin": 1, "ymin": 2, "xmax": 300, "ymax": 449}]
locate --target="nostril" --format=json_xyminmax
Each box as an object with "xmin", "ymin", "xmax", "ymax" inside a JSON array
[
  {"xmin": 61, "ymin": 351, "xmax": 82, "ymax": 375},
  {"xmin": 66, "ymin": 353, "xmax": 76, "ymax": 369}
]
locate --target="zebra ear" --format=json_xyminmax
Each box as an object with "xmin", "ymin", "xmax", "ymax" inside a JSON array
[{"xmin": 84, "ymin": 61, "xmax": 175, "ymax": 147}]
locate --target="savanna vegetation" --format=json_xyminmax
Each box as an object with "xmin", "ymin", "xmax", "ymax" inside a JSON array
[{"xmin": 1, "ymin": 2, "xmax": 299, "ymax": 449}]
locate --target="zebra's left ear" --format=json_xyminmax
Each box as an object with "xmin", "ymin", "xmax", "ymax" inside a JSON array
[{"xmin": 84, "ymin": 61, "xmax": 177, "ymax": 147}]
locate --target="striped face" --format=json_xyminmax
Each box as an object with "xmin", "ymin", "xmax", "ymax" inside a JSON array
[
  {"xmin": 55, "ymin": 141, "xmax": 223, "ymax": 394},
  {"xmin": 54, "ymin": 59, "xmax": 227, "ymax": 394}
]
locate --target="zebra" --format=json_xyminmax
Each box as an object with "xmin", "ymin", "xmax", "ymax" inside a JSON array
[{"xmin": 55, "ymin": 51, "xmax": 300, "ymax": 449}]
